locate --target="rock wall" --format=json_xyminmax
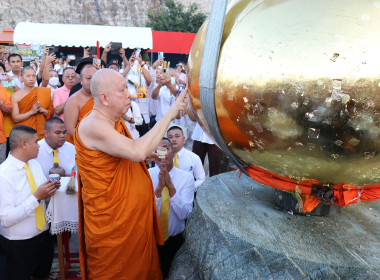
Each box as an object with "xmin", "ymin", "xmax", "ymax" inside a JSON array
[{"xmin": 0, "ymin": 0, "xmax": 213, "ymax": 30}]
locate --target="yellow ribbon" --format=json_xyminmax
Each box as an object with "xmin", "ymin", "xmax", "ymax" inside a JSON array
[
  {"xmin": 53, "ymin": 149, "xmax": 60, "ymax": 165},
  {"xmin": 24, "ymin": 164, "xmax": 46, "ymax": 231},
  {"xmin": 159, "ymin": 186, "xmax": 170, "ymax": 242}
]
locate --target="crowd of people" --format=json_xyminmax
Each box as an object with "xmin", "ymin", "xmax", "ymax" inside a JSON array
[{"xmin": 0, "ymin": 44, "xmax": 229, "ymax": 279}]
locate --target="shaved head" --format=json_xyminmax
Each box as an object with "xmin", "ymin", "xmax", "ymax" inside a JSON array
[
  {"xmin": 90, "ymin": 68, "xmax": 122, "ymax": 102},
  {"xmin": 21, "ymin": 66, "xmax": 36, "ymax": 76},
  {"xmin": 9, "ymin": 125, "xmax": 37, "ymax": 151},
  {"xmin": 80, "ymin": 65, "xmax": 96, "ymax": 78}
]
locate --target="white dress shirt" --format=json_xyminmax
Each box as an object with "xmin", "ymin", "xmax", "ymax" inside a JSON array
[
  {"xmin": 36, "ymin": 138, "xmax": 76, "ymax": 178},
  {"xmin": 175, "ymin": 148, "xmax": 205, "ymax": 191},
  {"xmin": 149, "ymin": 166, "xmax": 195, "ymax": 237},
  {"xmin": 0, "ymin": 154, "xmax": 49, "ymax": 240},
  {"xmin": 123, "ymin": 101, "xmax": 143, "ymax": 140},
  {"xmin": 191, "ymin": 123, "xmax": 215, "ymax": 144},
  {"xmin": 155, "ymin": 85, "xmax": 175, "ymax": 121},
  {"xmin": 7, "ymin": 70, "xmax": 24, "ymax": 89},
  {"xmin": 148, "ymin": 72, "xmax": 158, "ymax": 116},
  {"xmin": 127, "ymin": 61, "xmax": 150, "ymax": 123}
]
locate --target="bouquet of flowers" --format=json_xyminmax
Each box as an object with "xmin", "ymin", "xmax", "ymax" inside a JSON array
[{"xmin": 128, "ymin": 63, "xmax": 148, "ymax": 98}]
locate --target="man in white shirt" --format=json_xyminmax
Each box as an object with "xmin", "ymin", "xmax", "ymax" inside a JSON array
[
  {"xmin": 167, "ymin": 125, "xmax": 205, "ymax": 191},
  {"xmin": 148, "ymin": 67, "xmax": 158, "ymax": 128},
  {"xmin": 148, "ymin": 138, "xmax": 195, "ymax": 278},
  {"xmin": 192, "ymin": 123, "xmax": 223, "ymax": 177},
  {"xmin": 36, "ymin": 117, "xmax": 76, "ymax": 178},
  {"xmin": 122, "ymin": 100, "xmax": 144, "ymax": 140},
  {"xmin": 125, "ymin": 53, "xmax": 152, "ymax": 134},
  {"xmin": 7, "ymin": 54, "xmax": 24, "ymax": 89},
  {"xmin": 151, "ymin": 68, "xmax": 177, "ymax": 122},
  {"xmin": 0, "ymin": 125, "xmax": 60, "ymax": 280}
]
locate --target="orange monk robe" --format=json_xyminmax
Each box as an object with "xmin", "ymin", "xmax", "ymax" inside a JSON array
[
  {"xmin": 74, "ymin": 119, "xmax": 163, "ymax": 280},
  {"xmin": 0, "ymin": 85, "xmax": 12, "ymax": 143},
  {"xmin": 3, "ymin": 86, "xmax": 15, "ymax": 137},
  {"xmin": 15, "ymin": 87, "xmax": 53, "ymax": 140},
  {"xmin": 66, "ymin": 97, "xmax": 94, "ymax": 144}
]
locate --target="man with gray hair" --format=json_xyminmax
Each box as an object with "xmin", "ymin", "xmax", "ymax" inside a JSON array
[
  {"xmin": 0, "ymin": 125, "xmax": 60, "ymax": 280},
  {"xmin": 63, "ymin": 65, "xmax": 96, "ymax": 144},
  {"xmin": 74, "ymin": 69, "xmax": 187, "ymax": 279}
]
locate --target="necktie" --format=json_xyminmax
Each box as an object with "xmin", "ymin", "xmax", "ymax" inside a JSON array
[
  {"xmin": 159, "ymin": 186, "xmax": 170, "ymax": 242},
  {"xmin": 174, "ymin": 154, "xmax": 179, "ymax": 168},
  {"xmin": 24, "ymin": 163, "xmax": 46, "ymax": 231},
  {"xmin": 53, "ymin": 149, "xmax": 60, "ymax": 165}
]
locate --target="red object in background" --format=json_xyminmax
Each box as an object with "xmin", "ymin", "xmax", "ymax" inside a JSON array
[
  {"xmin": 97, "ymin": 41, "xmax": 100, "ymax": 58},
  {"xmin": 149, "ymin": 31, "xmax": 196, "ymax": 54},
  {"xmin": 0, "ymin": 28, "xmax": 14, "ymax": 44},
  {"xmin": 1, "ymin": 28, "xmax": 196, "ymax": 54}
]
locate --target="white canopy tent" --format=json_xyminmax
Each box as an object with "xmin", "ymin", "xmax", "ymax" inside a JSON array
[{"xmin": 13, "ymin": 22, "xmax": 153, "ymax": 49}]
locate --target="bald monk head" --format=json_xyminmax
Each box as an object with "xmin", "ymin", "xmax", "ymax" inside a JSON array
[
  {"xmin": 21, "ymin": 66, "xmax": 37, "ymax": 88},
  {"xmin": 9, "ymin": 125, "xmax": 39, "ymax": 162},
  {"xmin": 80, "ymin": 65, "xmax": 97, "ymax": 95},
  {"xmin": 90, "ymin": 68, "xmax": 131, "ymax": 121}
]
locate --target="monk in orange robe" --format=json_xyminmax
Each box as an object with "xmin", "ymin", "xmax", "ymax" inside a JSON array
[
  {"xmin": 75, "ymin": 69, "xmax": 187, "ymax": 279},
  {"xmin": 64, "ymin": 66, "xmax": 96, "ymax": 144},
  {"xmin": 10, "ymin": 67, "xmax": 53, "ymax": 139},
  {"xmin": 0, "ymin": 84, "xmax": 12, "ymax": 163}
]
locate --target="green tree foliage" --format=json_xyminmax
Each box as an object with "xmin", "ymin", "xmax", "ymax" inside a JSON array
[{"xmin": 146, "ymin": 0, "xmax": 207, "ymax": 33}]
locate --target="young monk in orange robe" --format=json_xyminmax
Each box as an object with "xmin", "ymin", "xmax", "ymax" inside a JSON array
[
  {"xmin": 64, "ymin": 66, "xmax": 96, "ymax": 144},
  {"xmin": 74, "ymin": 69, "xmax": 187, "ymax": 279},
  {"xmin": 10, "ymin": 67, "xmax": 53, "ymax": 139}
]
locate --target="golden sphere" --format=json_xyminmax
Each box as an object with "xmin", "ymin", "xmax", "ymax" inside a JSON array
[{"xmin": 188, "ymin": 0, "xmax": 380, "ymax": 185}]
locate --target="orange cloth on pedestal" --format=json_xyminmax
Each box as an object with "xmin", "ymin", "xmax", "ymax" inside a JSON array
[
  {"xmin": 66, "ymin": 98, "xmax": 94, "ymax": 144},
  {"xmin": 245, "ymin": 164, "xmax": 380, "ymax": 212},
  {"xmin": 74, "ymin": 119, "xmax": 163, "ymax": 280},
  {"xmin": 15, "ymin": 87, "xmax": 53, "ymax": 140}
]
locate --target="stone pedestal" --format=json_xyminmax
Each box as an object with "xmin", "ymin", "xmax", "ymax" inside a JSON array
[{"xmin": 169, "ymin": 172, "xmax": 380, "ymax": 280}]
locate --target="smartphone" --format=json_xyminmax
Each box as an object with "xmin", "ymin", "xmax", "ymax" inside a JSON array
[
  {"xmin": 47, "ymin": 46, "xmax": 57, "ymax": 55},
  {"xmin": 89, "ymin": 47, "xmax": 97, "ymax": 56},
  {"xmin": 135, "ymin": 48, "xmax": 141, "ymax": 58},
  {"xmin": 0, "ymin": 73, "xmax": 7, "ymax": 81},
  {"xmin": 93, "ymin": 58, "xmax": 101, "ymax": 68},
  {"xmin": 158, "ymin": 52, "xmax": 164, "ymax": 59},
  {"xmin": 111, "ymin": 42, "xmax": 122, "ymax": 55}
]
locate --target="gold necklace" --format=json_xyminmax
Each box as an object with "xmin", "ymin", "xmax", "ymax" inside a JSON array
[{"xmin": 92, "ymin": 108, "xmax": 116, "ymax": 124}]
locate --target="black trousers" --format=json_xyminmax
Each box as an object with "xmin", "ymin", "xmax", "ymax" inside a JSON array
[
  {"xmin": 157, "ymin": 233, "xmax": 185, "ymax": 278},
  {"xmin": 0, "ymin": 231, "xmax": 54, "ymax": 280},
  {"xmin": 192, "ymin": 140, "xmax": 223, "ymax": 177}
]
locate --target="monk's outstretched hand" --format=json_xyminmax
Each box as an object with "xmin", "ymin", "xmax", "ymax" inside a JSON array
[
  {"xmin": 145, "ymin": 151, "xmax": 158, "ymax": 162},
  {"xmin": 167, "ymin": 88, "xmax": 188, "ymax": 120}
]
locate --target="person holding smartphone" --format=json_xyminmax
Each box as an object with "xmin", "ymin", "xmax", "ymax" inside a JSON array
[
  {"xmin": 124, "ymin": 49, "xmax": 152, "ymax": 136},
  {"xmin": 152, "ymin": 68, "xmax": 178, "ymax": 122}
]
